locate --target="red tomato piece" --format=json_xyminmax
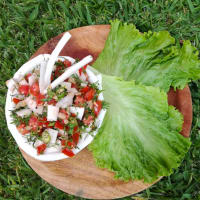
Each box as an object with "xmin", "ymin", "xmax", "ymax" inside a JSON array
[
  {"xmin": 36, "ymin": 93, "xmax": 45, "ymax": 105},
  {"xmin": 83, "ymin": 115, "xmax": 94, "ymax": 126},
  {"xmin": 84, "ymin": 88, "xmax": 95, "ymax": 101},
  {"xmin": 55, "ymin": 121, "xmax": 64, "ymax": 130},
  {"xmin": 54, "ymin": 66, "xmax": 62, "ymax": 78},
  {"xmin": 17, "ymin": 123, "xmax": 29, "ymax": 135},
  {"xmin": 13, "ymin": 98, "xmax": 21, "ymax": 104},
  {"xmin": 71, "ymin": 83, "xmax": 77, "ymax": 88},
  {"xmin": 19, "ymin": 85, "xmax": 29, "ymax": 96},
  {"xmin": 29, "ymin": 115, "xmax": 41, "ymax": 131},
  {"xmin": 63, "ymin": 60, "xmax": 72, "ymax": 67},
  {"xmin": 94, "ymin": 100, "xmax": 102, "ymax": 116},
  {"xmin": 37, "ymin": 143, "xmax": 47, "ymax": 154},
  {"xmin": 30, "ymin": 82, "xmax": 40, "ymax": 96},
  {"xmin": 62, "ymin": 148, "xmax": 75, "ymax": 157},
  {"xmin": 47, "ymin": 99, "xmax": 57, "ymax": 105},
  {"xmin": 72, "ymin": 132, "xmax": 80, "ymax": 145},
  {"xmin": 61, "ymin": 139, "xmax": 66, "ymax": 146},
  {"xmin": 67, "ymin": 141, "xmax": 74, "ymax": 148},
  {"xmin": 74, "ymin": 95, "xmax": 85, "ymax": 106},
  {"xmin": 71, "ymin": 113, "xmax": 76, "ymax": 118},
  {"xmin": 60, "ymin": 109, "xmax": 69, "ymax": 119},
  {"xmin": 25, "ymin": 73, "xmax": 32, "ymax": 82},
  {"xmin": 79, "ymin": 64, "xmax": 88, "ymax": 75},
  {"xmin": 80, "ymin": 86, "xmax": 90, "ymax": 93}
]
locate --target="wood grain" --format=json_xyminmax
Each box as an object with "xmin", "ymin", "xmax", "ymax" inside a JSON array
[{"xmin": 21, "ymin": 25, "xmax": 192, "ymax": 199}]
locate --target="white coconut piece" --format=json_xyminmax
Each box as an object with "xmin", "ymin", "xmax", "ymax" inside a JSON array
[
  {"xmin": 44, "ymin": 32, "xmax": 71, "ymax": 88},
  {"xmin": 47, "ymin": 105, "xmax": 59, "ymax": 121},
  {"xmin": 69, "ymin": 107, "xmax": 85, "ymax": 120}
]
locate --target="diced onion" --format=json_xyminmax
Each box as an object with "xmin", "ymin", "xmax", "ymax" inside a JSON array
[
  {"xmin": 56, "ymin": 93, "xmax": 74, "ymax": 108},
  {"xmin": 16, "ymin": 108, "xmax": 32, "ymax": 118},
  {"xmin": 46, "ymin": 128, "xmax": 58, "ymax": 144}
]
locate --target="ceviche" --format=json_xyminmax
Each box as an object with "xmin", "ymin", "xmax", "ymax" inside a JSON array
[{"xmin": 9, "ymin": 58, "xmax": 106, "ymax": 157}]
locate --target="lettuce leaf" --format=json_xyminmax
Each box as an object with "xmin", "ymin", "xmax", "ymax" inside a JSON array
[
  {"xmin": 93, "ymin": 20, "xmax": 200, "ymax": 92},
  {"xmin": 89, "ymin": 73, "xmax": 191, "ymax": 183}
]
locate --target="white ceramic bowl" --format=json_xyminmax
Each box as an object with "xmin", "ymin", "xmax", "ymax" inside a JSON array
[{"xmin": 5, "ymin": 54, "xmax": 106, "ymax": 161}]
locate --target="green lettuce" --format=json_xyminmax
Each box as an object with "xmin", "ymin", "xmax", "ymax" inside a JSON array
[
  {"xmin": 89, "ymin": 73, "xmax": 191, "ymax": 183},
  {"xmin": 93, "ymin": 20, "xmax": 200, "ymax": 92}
]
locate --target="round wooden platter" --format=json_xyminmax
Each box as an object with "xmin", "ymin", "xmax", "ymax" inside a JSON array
[{"xmin": 20, "ymin": 25, "xmax": 192, "ymax": 199}]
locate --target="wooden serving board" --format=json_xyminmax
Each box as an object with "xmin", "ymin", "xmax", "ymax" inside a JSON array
[{"xmin": 21, "ymin": 25, "xmax": 192, "ymax": 199}]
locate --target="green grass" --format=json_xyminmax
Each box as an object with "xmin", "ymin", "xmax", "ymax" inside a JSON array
[{"xmin": 0, "ymin": 0, "xmax": 200, "ymax": 199}]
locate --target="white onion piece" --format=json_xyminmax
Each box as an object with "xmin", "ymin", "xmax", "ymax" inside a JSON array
[
  {"xmin": 81, "ymin": 83, "xmax": 87, "ymax": 87},
  {"xmin": 44, "ymin": 32, "xmax": 71, "ymax": 88},
  {"xmin": 60, "ymin": 82, "xmax": 71, "ymax": 90},
  {"xmin": 16, "ymin": 108, "xmax": 32, "ymax": 118},
  {"xmin": 34, "ymin": 140, "xmax": 44, "ymax": 148},
  {"xmin": 15, "ymin": 100, "xmax": 27, "ymax": 109},
  {"xmin": 25, "ymin": 96, "xmax": 37, "ymax": 111},
  {"xmin": 6, "ymin": 79, "xmax": 17, "ymax": 92},
  {"xmin": 33, "ymin": 105, "xmax": 43, "ymax": 115},
  {"xmin": 50, "ymin": 55, "xmax": 93, "ymax": 90},
  {"xmin": 47, "ymin": 105, "xmax": 59, "ymax": 121},
  {"xmin": 28, "ymin": 73, "xmax": 37, "ymax": 86},
  {"xmin": 47, "ymin": 128, "xmax": 58, "ymax": 144},
  {"xmin": 19, "ymin": 79, "xmax": 28, "ymax": 85},
  {"xmin": 56, "ymin": 93, "xmax": 74, "ymax": 108},
  {"xmin": 69, "ymin": 107, "xmax": 85, "ymax": 120}
]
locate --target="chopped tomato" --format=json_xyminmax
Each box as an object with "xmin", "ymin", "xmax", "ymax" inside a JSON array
[
  {"xmin": 71, "ymin": 83, "xmax": 77, "ymax": 88},
  {"xmin": 61, "ymin": 139, "xmax": 66, "ymax": 146},
  {"xmin": 74, "ymin": 95, "xmax": 85, "ymax": 106},
  {"xmin": 29, "ymin": 115, "xmax": 41, "ymax": 131},
  {"xmin": 71, "ymin": 113, "xmax": 76, "ymax": 118},
  {"xmin": 13, "ymin": 98, "xmax": 21, "ymax": 104},
  {"xmin": 72, "ymin": 132, "xmax": 80, "ymax": 145},
  {"xmin": 55, "ymin": 121, "xmax": 64, "ymax": 130},
  {"xmin": 60, "ymin": 109, "xmax": 69, "ymax": 119},
  {"xmin": 19, "ymin": 85, "xmax": 29, "ymax": 96},
  {"xmin": 63, "ymin": 60, "xmax": 72, "ymax": 67},
  {"xmin": 79, "ymin": 64, "xmax": 88, "ymax": 75},
  {"xmin": 39, "ymin": 117, "xmax": 50, "ymax": 128},
  {"xmin": 84, "ymin": 88, "xmax": 95, "ymax": 101},
  {"xmin": 83, "ymin": 115, "xmax": 94, "ymax": 126},
  {"xmin": 94, "ymin": 100, "xmax": 102, "ymax": 116},
  {"xmin": 54, "ymin": 66, "xmax": 62, "ymax": 78},
  {"xmin": 80, "ymin": 86, "xmax": 90, "ymax": 93},
  {"xmin": 73, "ymin": 126, "xmax": 78, "ymax": 133},
  {"xmin": 62, "ymin": 148, "xmax": 75, "ymax": 157},
  {"xmin": 17, "ymin": 123, "xmax": 29, "ymax": 135},
  {"xmin": 25, "ymin": 73, "xmax": 32, "ymax": 82},
  {"xmin": 36, "ymin": 93, "xmax": 45, "ymax": 105},
  {"xmin": 30, "ymin": 82, "xmax": 40, "ymax": 96},
  {"xmin": 47, "ymin": 99, "xmax": 57, "ymax": 105},
  {"xmin": 37, "ymin": 143, "xmax": 47, "ymax": 154},
  {"xmin": 67, "ymin": 141, "xmax": 74, "ymax": 148}
]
